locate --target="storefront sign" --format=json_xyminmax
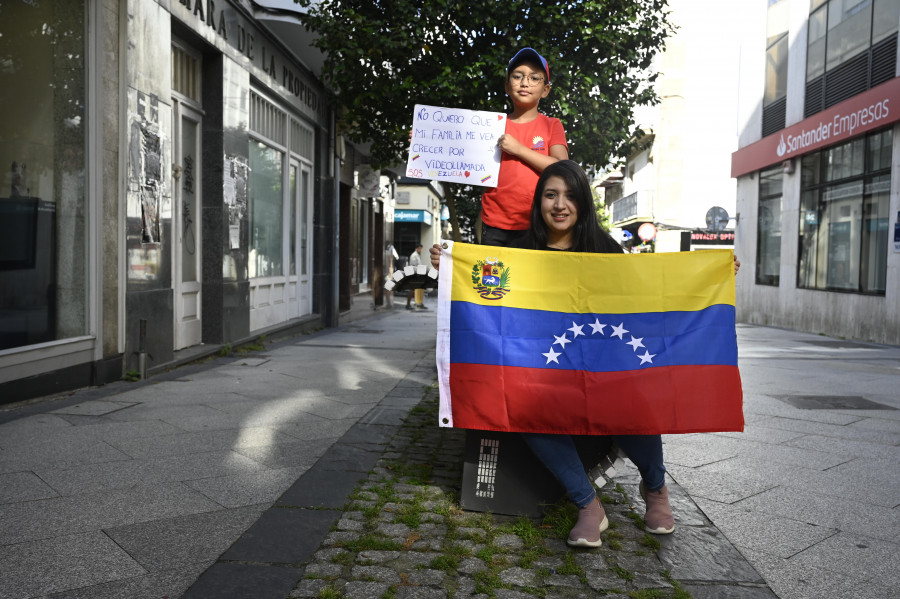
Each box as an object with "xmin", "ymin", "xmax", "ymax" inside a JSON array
[
  {"xmin": 732, "ymin": 77, "xmax": 900, "ymax": 178},
  {"xmin": 395, "ymin": 209, "xmax": 433, "ymax": 225},
  {"xmin": 406, "ymin": 104, "xmax": 505, "ymax": 187},
  {"xmin": 174, "ymin": 0, "xmax": 322, "ymax": 121},
  {"xmin": 691, "ymin": 231, "xmax": 735, "ymax": 245}
]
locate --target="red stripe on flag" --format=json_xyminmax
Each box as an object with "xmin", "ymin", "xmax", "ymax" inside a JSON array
[{"xmin": 449, "ymin": 363, "xmax": 744, "ymax": 435}]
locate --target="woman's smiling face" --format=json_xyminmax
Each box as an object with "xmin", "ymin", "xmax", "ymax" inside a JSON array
[{"xmin": 540, "ymin": 175, "xmax": 578, "ymax": 244}]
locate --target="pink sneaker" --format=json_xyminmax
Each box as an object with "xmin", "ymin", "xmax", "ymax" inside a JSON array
[
  {"xmin": 567, "ymin": 496, "xmax": 609, "ymax": 548},
  {"xmin": 640, "ymin": 482, "xmax": 675, "ymax": 534}
]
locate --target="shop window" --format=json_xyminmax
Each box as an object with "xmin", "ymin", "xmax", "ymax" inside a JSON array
[
  {"xmin": 0, "ymin": 2, "xmax": 88, "ymax": 351},
  {"xmin": 805, "ymin": 0, "xmax": 899, "ymax": 117},
  {"xmin": 757, "ymin": 167, "xmax": 783, "ymax": 286},
  {"xmin": 249, "ymin": 141, "xmax": 284, "ymax": 278},
  {"xmin": 826, "ymin": 0, "xmax": 873, "ymax": 71},
  {"xmin": 248, "ymin": 91, "xmax": 315, "ymax": 283},
  {"xmin": 798, "ymin": 128, "xmax": 891, "ymax": 293}
]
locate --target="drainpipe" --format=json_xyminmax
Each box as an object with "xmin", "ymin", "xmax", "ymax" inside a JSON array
[
  {"xmin": 330, "ymin": 110, "xmax": 341, "ymax": 328},
  {"xmin": 137, "ymin": 319, "xmax": 148, "ymax": 380}
]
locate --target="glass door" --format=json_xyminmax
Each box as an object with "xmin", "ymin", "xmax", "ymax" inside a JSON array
[
  {"xmin": 298, "ymin": 163, "xmax": 313, "ymax": 316},
  {"xmin": 287, "ymin": 159, "xmax": 313, "ymax": 317}
]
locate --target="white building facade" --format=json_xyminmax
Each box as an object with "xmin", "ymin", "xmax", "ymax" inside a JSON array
[
  {"xmin": 606, "ymin": 0, "xmax": 756, "ymax": 253},
  {"xmin": 393, "ymin": 178, "xmax": 443, "ymax": 263}
]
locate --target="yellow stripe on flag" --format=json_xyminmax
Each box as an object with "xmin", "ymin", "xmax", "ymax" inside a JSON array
[{"xmin": 450, "ymin": 243, "xmax": 735, "ymax": 314}]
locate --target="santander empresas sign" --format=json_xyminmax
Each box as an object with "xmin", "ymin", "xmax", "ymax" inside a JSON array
[{"xmin": 732, "ymin": 77, "xmax": 900, "ymax": 178}]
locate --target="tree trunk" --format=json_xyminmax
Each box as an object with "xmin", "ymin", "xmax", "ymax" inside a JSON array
[{"xmin": 443, "ymin": 184, "xmax": 463, "ymax": 242}]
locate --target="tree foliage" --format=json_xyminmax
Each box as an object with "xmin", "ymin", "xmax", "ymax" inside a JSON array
[{"xmin": 300, "ymin": 0, "xmax": 673, "ymax": 239}]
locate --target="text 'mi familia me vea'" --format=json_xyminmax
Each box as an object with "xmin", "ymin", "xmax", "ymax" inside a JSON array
[{"xmin": 406, "ymin": 104, "xmax": 506, "ymax": 186}]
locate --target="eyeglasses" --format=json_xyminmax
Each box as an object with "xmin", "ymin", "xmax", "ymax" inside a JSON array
[{"xmin": 509, "ymin": 72, "xmax": 545, "ymax": 86}]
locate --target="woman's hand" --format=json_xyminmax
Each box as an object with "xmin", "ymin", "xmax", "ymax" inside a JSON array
[
  {"xmin": 429, "ymin": 244, "xmax": 442, "ymax": 269},
  {"xmin": 734, "ymin": 256, "xmax": 741, "ymax": 275}
]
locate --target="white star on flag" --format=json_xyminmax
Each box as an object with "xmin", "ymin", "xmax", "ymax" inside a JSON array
[
  {"xmin": 638, "ymin": 350, "xmax": 656, "ymax": 364},
  {"xmin": 543, "ymin": 347, "xmax": 562, "ymax": 364},
  {"xmin": 627, "ymin": 336, "xmax": 645, "ymax": 351},
  {"xmin": 611, "ymin": 323, "xmax": 629, "ymax": 339},
  {"xmin": 589, "ymin": 319, "xmax": 606, "ymax": 335},
  {"xmin": 553, "ymin": 334, "xmax": 571, "ymax": 348},
  {"xmin": 568, "ymin": 322, "xmax": 585, "ymax": 338}
]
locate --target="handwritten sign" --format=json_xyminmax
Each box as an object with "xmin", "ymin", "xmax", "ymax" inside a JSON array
[{"xmin": 406, "ymin": 104, "xmax": 505, "ymax": 187}]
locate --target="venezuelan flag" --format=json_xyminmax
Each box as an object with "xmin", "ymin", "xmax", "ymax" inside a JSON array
[{"xmin": 436, "ymin": 241, "xmax": 744, "ymax": 435}]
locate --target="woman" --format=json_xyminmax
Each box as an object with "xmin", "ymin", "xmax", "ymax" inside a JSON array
[{"xmin": 433, "ymin": 160, "xmax": 740, "ymax": 548}]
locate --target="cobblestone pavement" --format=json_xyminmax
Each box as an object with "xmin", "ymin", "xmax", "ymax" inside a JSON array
[{"xmin": 289, "ymin": 383, "xmax": 775, "ymax": 599}]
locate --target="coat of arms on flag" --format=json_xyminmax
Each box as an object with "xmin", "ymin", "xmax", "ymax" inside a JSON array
[
  {"xmin": 471, "ymin": 257, "xmax": 510, "ymax": 300},
  {"xmin": 435, "ymin": 241, "xmax": 744, "ymax": 436}
]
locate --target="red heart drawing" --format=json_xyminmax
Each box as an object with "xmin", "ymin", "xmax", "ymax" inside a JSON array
[
  {"xmin": 464, "ymin": 170, "xmax": 471, "ymax": 177},
  {"xmin": 498, "ymin": 115, "xmax": 504, "ymax": 121}
]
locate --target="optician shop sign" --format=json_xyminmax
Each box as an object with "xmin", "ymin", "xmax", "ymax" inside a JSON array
[{"xmin": 731, "ymin": 77, "xmax": 900, "ymax": 178}]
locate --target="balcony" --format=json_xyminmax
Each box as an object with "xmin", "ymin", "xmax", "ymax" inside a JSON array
[{"xmin": 611, "ymin": 190, "xmax": 655, "ymax": 226}]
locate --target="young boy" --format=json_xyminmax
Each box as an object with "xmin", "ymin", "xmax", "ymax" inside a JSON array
[{"xmin": 480, "ymin": 48, "xmax": 569, "ymax": 247}]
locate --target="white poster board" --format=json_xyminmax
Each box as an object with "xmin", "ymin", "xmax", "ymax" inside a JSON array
[{"xmin": 405, "ymin": 104, "xmax": 505, "ymax": 187}]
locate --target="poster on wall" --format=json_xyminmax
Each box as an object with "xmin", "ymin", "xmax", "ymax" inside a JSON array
[
  {"xmin": 894, "ymin": 211, "xmax": 900, "ymax": 253},
  {"xmin": 405, "ymin": 104, "xmax": 505, "ymax": 187},
  {"xmin": 127, "ymin": 92, "xmax": 164, "ymax": 246},
  {"xmin": 224, "ymin": 155, "xmax": 248, "ymax": 249},
  {"xmin": 358, "ymin": 164, "xmax": 381, "ymax": 197}
]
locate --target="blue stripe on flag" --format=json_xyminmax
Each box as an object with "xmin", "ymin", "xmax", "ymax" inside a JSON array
[{"xmin": 449, "ymin": 302, "xmax": 737, "ymax": 372}]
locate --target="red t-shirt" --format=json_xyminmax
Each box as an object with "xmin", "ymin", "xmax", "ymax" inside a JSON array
[{"xmin": 481, "ymin": 114, "xmax": 568, "ymax": 230}]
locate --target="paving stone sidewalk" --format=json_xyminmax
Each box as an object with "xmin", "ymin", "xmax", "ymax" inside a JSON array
[{"xmin": 288, "ymin": 373, "xmax": 778, "ymax": 599}]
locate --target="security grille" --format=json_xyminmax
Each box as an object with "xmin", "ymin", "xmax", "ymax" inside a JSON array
[
  {"xmin": 871, "ymin": 35, "xmax": 897, "ymax": 88},
  {"xmin": 762, "ymin": 97, "xmax": 787, "ymax": 137},
  {"xmin": 171, "ymin": 45, "xmax": 200, "ymax": 103},
  {"xmin": 805, "ymin": 34, "xmax": 897, "ymax": 118},
  {"xmin": 804, "ymin": 78, "xmax": 825, "ymax": 118},
  {"xmin": 824, "ymin": 51, "xmax": 869, "ymax": 108},
  {"xmin": 291, "ymin": 118, "xmax": 314, "ymax": 160},
  {"xmin": 250, "ymin": 90, "xmax": 286, "ymax": 146}
]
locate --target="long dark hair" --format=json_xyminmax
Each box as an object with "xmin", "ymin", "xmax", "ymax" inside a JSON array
[{"xmin": 523, "ymin": 160, "xmax": 623, "ymax": 254}]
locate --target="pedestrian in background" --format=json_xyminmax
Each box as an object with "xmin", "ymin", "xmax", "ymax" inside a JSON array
[{"xmin": 406, "ymin": 244, "xmax": 426, "ymax": 310}]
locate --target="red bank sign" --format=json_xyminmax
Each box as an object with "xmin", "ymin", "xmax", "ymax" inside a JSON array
[{"xmin": 731, "ymin": 77, "xmax": 900, "ymax": 178}]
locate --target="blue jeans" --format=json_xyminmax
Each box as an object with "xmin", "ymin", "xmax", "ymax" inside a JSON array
[{"xmin": 522, "ymin": 433, "xmax": 666, "ymax": 508}]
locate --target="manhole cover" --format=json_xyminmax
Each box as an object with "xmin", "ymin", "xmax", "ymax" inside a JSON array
[{"xmin": 773, "ymin": 395, "xmax": 896, "ymax": 410}]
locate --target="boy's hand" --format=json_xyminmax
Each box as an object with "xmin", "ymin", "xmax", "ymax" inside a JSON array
[
  {"xmin": 497, "ymin": 133, "xmax": 526, "ymax": 158},
  {"xmin": 429, "ymin": 244, "xmax": 442, "ymax": 269}
]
